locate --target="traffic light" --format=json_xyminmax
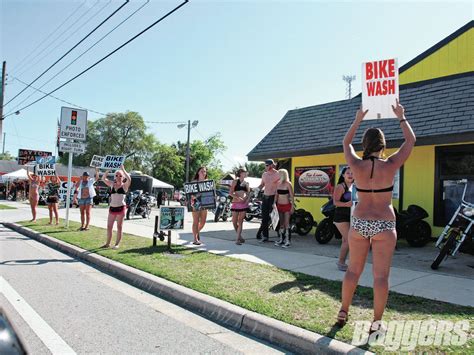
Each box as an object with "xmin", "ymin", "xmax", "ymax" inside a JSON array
[{"xmin": 71, "ymin": 110, "xmax": 77, "ymax": 125}]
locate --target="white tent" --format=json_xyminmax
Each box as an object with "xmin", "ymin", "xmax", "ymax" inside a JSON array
[
  {"xmin": 0, "ymin": 168, "xmax": 28, "ymax": 182},
  {"xmin": 152, "ymin": 177, "xmax": 174, "ymax": 189}
]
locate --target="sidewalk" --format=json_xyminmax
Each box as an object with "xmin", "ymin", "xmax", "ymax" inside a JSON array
[{"xmin": 1, "ymin": 200, "xmax": 473, "ymax": 307}]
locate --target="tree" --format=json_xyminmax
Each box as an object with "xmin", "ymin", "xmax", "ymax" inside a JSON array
[
  {"xmin": 0, "ymin": 151, "xmax": 15, "ymax": 161},
  {"xmin": 150, "ymin": 143, "xmax": 184, "ymax": 188},
  {"xmin": 233, "ymin": 162, "xmax": 265, "ymax": 177}
]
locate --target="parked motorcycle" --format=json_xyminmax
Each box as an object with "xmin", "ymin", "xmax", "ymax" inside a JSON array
[
  {"xmin": 126, "ymin": 190, "xmax": 152, "ymax": 220},
  {"xmin": 314, "ymin": 198, "xmax": 342, "ymax": 244},
  {"xmin": 395, "ymin": 205, "xmax": 432, "ymax": 247},
  {"xmin": 38, "ymin": 191, "xmax": 48, "ymax": 206},
  {"xmin": 431, "ymin": 180, "xmax": 474, "ymax": 270},
  {"xmin": 245, "ymin": 196, "xmax": 262, "ymax": 221},
  {"xmin": 214, "ymin": 195, "xmax": 232, "ymax": 222},
  {"xmin": 289, "ymin": 199, "xmax": 317, "ymax": 236}
]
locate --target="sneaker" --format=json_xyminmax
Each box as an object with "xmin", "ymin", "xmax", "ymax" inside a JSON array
[
  {"xmin": 259, "ymin": 237, "xmax": 269, "ymax": 243},
  {"xmin": 256, "ymin": 233, "xmax": 262, "ymax": 240},
  {"xmin": 274, "ymin": 238, "xmax": 284, "ymax": 246},
  {"xmin": 282, "ymin": 241, "xmax": 291, "ymax": 248}
]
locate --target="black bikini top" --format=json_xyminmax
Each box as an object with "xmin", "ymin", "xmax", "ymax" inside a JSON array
[
  {"xmin": 235, "ymin": 179, "xmax": 248, "ymax": 192},
  {"xmin": 277, "ymin": 189, "xmax": 289, "ymax": 195},
  {"xmin": 356, "ymin": 156, "xmax": 394, "ymax": 193},
  {"xmin": 111, "ymin": 186, "xmax": 126, "ymax": 194}
]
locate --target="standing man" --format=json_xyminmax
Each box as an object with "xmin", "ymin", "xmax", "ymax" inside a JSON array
[
  {"xmin": 73, "ymin": 169, "xmax": 99, "ymax": 231},
  {"xmin": 256, "ymin": 159, "xmax": 280, "ymax": 242}
]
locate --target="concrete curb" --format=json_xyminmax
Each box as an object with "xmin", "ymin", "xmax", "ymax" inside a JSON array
[{"xmin": 4, "ymin": 222, "xmax": 371, "ymax": 355}]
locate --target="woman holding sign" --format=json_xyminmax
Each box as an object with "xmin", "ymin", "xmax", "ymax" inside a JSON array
[
  {"xmin": 191, "ymin": 166, "xmax": 208, "ymax": 245},
  {"xmin": 337, "ymin": 100, "xmax": 415, "ymax": 331},
  {"xmin": 46, "ymin": 173, "xmax": 62, "ymax": 225},
  {"xmin": 73, "ymin": 168, "xmax": 99, "ymax": 231},
  {"xmin": 101, "ymin": 166, "xmax": 131, "ymax": 249},
  {"xmin": 27, "ymin": 171, "xmax": 43, "ymax": 222}
]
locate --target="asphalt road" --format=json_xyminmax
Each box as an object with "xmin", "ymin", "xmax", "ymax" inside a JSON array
[{"xmin": 0, "ymin": 225, "xmax": 287, "ymax": 354}]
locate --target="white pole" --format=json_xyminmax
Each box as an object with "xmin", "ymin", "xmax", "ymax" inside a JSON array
[{"xmin": 65, "ymin": 145, "xmax": 73, "ymax": 228}]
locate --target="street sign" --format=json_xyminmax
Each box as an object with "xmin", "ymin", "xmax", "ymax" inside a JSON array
[
  {"xmin": 18, "ymin": 149, "xmax": 52, "ymax": 165},
  {"xmin": 60, "ymin": 107, "xmax": 87, "ymax": 141},
  {"xmin": 59, "ymin": 141, "xmax": 86, "ymax": 154}
]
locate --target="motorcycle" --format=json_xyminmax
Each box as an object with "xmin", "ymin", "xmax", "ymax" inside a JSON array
[
  {"xmin": 315, "ymin": 199, "xmax": 431, "ymax": 246},
  {"xmin": 289, "ymin": 199, "xmax": 317, "ymax": 236},
  {"xmin": 314, "ymin": 198, "xmax": 342, "ymax": 244},
  {"xmin": 395, "ymin": 205, "xmax": 432, "ymax": 247},
  {"xmin": 126, "ymin": 190, "xmax": 152, "ymax": 220},
  {"xmin": 214, "ymin": 195, "xmax": 232, "ymax": 222},
  {"xmin": 245, "ymin": 196, "xmax": 262, "ymax": 221},
  {"xmin": 38, "ymin": 191, "xmax": 48, "ymax": 206},
  {"xmin": 431, "ymin": 180, "xmax": 474, "ymax": 270}
]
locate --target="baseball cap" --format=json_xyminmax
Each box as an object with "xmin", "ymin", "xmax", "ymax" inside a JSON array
[
  {"xmin": 264, "ymin": 159, "xmax": 275, "ymax": 166},
  {"xmin": 82, "ymin": 171, "xmax": 90, "ymax": 177}
]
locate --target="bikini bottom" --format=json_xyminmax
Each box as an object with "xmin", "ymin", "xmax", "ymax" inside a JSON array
[{"xmin": 352, "ymin": 216, "xmax": 396, "ymax": 240}]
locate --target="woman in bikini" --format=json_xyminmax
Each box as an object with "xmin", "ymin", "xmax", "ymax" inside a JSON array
[
  {"xmin": 274, "ymin": 169, "xmax": 294, "ymax": 248},
  {"xmin": 230, "ymin": 168, "xmax": 250, "ymax": 245},
  {"xmin": 46, "ymin": 173, "xmax": 62, "ymax": 225},
  {"xmin": 191, "ymin": 166, "xmax": 208, "ymax": 245},
  {"xmin": 337, "ymin": 99, "xmax": 415, "ymax": 331},
  {"xmin": 333, "ymin": 167, "xmax": 354, "ymax": 271},
  {"xmin": 102, "ymin": 166, "xmax": 131, "ymax": 249},
  {"xmin": 27, "ymin": 171, "xmax": 43, "ymax": 222}
]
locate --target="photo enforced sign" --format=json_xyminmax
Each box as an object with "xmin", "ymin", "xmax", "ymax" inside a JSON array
[
  {"xmin": 362, "ymin": 58, "xmax": 399, "ymax": 120},
  {"xmin": 184, "ymin": 180, "xmax": 217, "ymax": 212},
  {"xmin": 100, "ymin": 155, "xmax": 126, "ymax": 171}
]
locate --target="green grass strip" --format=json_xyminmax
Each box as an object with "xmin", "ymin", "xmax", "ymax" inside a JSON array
[
  {"xmin": 19, "ymin": 219, "xmax": 473, "ymax": 353},
  {"xmin": 0, "ymin": 204, "xmax": 16, "ymax": 210}
]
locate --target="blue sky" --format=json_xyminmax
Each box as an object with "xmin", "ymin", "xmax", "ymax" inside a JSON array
[{"xmin": 1, "ymin": 0, "xmax": 472, "ymax": 171}]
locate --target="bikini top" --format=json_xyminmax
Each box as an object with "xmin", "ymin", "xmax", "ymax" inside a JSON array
[
  {"xmin": 277, "ymin": 189, "xmax": 289, "ymax": 195},
  {"xmin": 235, "ymin": 179, "xmax": 248, "ymax": 192},
  {"xmin": 355, "ymin": 156, "xmax": 394, "ymax": 193},
  {"xmin": 340, "ymin": 182, "xmax": 352, "ymax": 202},
  {"xmin": 111, "ymin": 186, "xmax": 126, "ymax": 195}
]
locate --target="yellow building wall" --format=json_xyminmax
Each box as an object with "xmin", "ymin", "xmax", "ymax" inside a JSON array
[{"xmin": 400, "ymin": 28, "xmax": 474, "ymax": 84}]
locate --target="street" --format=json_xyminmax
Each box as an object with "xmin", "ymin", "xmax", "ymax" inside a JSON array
[{"xmin": 0, "ymin": 225, "xmax": 286, "ymax": 354}]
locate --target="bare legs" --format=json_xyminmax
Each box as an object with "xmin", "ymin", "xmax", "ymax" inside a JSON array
[
  {"xmin": 192, "ymin": 210, "xmax": 207, "ymax": 244},
  {"xmin": 232, "ymin": 211, "xmax": 246, "ymax": 244},
  {"xmin": 79, "ymin": 205, "xmax": 86, "ymax": 229},
  {"xmin": 335, "ymin": 222, "xmax": 350, "ymax": 266},
  {"xmin": 84, "ymin": 204, "xmax": 92, "ymax": 229},
  {"xmin": 29, "ymin": 197, "xmax": 38, "ymax": 222},
  {"xmin": 47, "ymin": 203, "xmax": 59, "ymax": 224},
  {"xmin": 104, "ymin": 212, "xmax": 125, "ymax": 248},
  {"xmin": 340, "ymin": 229, "xmax": 396, "ymax": 323}
]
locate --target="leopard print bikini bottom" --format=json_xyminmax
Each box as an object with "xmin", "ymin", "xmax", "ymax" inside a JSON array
[{"xmin": 352, "ymin": 216, "xmax": 396, "ymax": 239}]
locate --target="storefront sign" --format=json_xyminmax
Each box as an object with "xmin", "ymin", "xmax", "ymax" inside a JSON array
[
  {"xmin": 18, "ymin": 149, "xmax": 52, "ymax": 165},
  {"xmin": 59, "ymin": 141, "xmax": 86, "ymax": 154},
  {"xmin": 294, "ymin": 166, "xmax": 335, "ymax": 197},
  {"xmin": 90, "ymin": 155, "xmax": 104, "ymax": 168},
  {"xmin": 184, "ymin": 179, "xmax": 217, "ymax": 212},
  {"xmin": 101, "ymin": 155, "xmax": 126, "ymax": 170},
  {"xmin": 159, "ymin": 206, "xmax": 185, "ymax": 230},
  {"xmin": 362, "ymin": 58, "xmax": 399, "ymax": 120},
  {"xmin": 60, "ymin": 107, "xmax": 87, "ymax": 141}
]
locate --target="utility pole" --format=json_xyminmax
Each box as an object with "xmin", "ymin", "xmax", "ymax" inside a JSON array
[
  {"xmin": 0, "ymin": 61, "xmax": 6, "ymax": 151},
  {"xmin": 185, "ymin": 120, "xmax": 191, "ymax": 183},
  {"xmin": 2, "ymin": 133, "xmax": 5, "ymax": 154},
  {"xmin": 342, "ymin": 75, "xmax": 356, "ymax": 99}
]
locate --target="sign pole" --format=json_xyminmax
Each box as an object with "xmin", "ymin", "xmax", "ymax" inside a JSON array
[{"xmin": 65, "ymin": 143, "xmax": 73, "ymax": 228}]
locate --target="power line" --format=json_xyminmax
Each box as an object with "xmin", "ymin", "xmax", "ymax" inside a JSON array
[
  {"xmin": 11, "ymin": 1, "xmax": 87, "ymax": 74},
  {"xmin": 5, "ymin": 1, "xmax": 150, "ymax": 116},
  {"xmin": 2, "ymin": 0, "xmax": 189, "ymax": 119},
  {"xmin": 5, "ymin": 0, "xmax": 128, "ymax": 107},
  {"xmin": 10, "ymin": 76, "xmax": 107, "ymax": 116}
]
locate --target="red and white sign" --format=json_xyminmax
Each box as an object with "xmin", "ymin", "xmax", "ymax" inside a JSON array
[{"xmin": 362, "ymin": 58, "xmax": 399, "ymax": 120}]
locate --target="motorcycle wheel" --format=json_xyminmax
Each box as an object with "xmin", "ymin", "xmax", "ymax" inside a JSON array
[
  {"xmin": 296, "ymin": 211, "xmax": 314, "ymax": 236},
  {"xmin": 431, "ymin": 230, "xmax": 458, "ymax": 270},
  {"xmin": 244, "ymin": 215, "xmax": 253, "ymax": 222},
  {"xmin": 314, "ymin": 218, "xmax": 334, "ymax": 244},
  {"xmin": 222, "ymin": 215, "xmax": 228, "ymax": 222},
  {"xmin": 126, "ymin": 208, "xmax": 131, "ymax": 220},
  {"xmin": 214, "ymin": 208, "xmax": 222, "ymax": 222},
  {"xmin": 406, "ymin": 221, "xmax": 432, "ymax": 247}
]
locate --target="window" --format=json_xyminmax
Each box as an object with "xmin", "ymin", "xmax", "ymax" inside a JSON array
[{"xmin": 434, "ymin": 144, "xmax": 474, "ymax": 226}]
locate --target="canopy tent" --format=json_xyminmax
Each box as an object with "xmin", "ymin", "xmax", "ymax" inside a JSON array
[
  {"xmin": 0, "ymin": 168, "xmax": 28, "ymax": 182},
  {"xmin": 152, "ymin": 178, "xmax": 174, "ymax": 189}
]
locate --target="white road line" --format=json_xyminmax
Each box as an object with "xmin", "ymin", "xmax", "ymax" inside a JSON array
[{"xmin": 0, "ymin": 277, "xmax": 76, "ymax": 355}]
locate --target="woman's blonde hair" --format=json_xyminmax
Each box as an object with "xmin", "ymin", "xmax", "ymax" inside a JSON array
[{"xmin": 278, "ymin": 169, "xmax": 289, "ymax": 182}]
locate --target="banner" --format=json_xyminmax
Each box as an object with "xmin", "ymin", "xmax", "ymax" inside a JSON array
[
  {"xmin": 294, "ymin": 166, "xmax": 336, "ymax": 197},
  {"xmin": 362, "ymin": 58, "xmax": 399, "ymax": 120},
  {"xmin": 100, "ymin": 155, "xmax": 126, "ymax": 170},
  {"xmin": 35, "ymin": 159, "xmax": 56, "ymax": 177},
  {"xmin": 159, "ymin": 207, "xmax": 185, "ymax": 230},
  {"xmin": 90, "ymin": 155, "xmax": 104, "ymax": 168},
  {"xmin": 58, "ymin": 181, "xmax": 75, "ymax": 205},
  {"xmin": 18, "ymin": 149, "xmax": 52, "ymax": 165},
  {"xmin": 184, "ymin": 179, "xmax": 216, "ymax": 212}
]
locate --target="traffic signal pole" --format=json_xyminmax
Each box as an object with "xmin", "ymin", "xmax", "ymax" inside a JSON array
[{"xmin": 0, "ymin": 61, "xmax": 6, "ymax": 150}]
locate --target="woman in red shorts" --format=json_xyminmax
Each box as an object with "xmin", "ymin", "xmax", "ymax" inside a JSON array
[{"xmin": 274, "ymin": 169, "xmax": 294, "ymax": 248}]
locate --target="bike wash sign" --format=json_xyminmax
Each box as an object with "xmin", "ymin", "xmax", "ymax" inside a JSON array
[
  {"xmin": 362, "ymin": 58, "xmax": 399, "ymax": 120},
  {"xmin": 100, "ymin": 155, "xmax": 126, "ymax": 170},
  {"xmin": 34, "ymin": 156, "xmax": 56, "ymax": 176},
  {"xmin": 90, "ymin": 155, "xmax": 104, "ymax": 168},
  {"xmin": 60, "ymin": 107, "xmax": 87, "ymax": 141},
  {"xmin": 184, "ymin": 180, "xmax": 217, "ymax": 212}
]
